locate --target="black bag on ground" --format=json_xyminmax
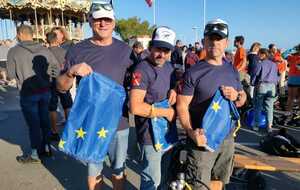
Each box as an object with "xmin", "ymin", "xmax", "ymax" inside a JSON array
[{"xmin": 259, "ymin": 128, "xmax": 300, "ymax": 157}]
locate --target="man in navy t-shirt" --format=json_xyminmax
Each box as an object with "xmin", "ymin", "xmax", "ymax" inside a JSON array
[
  {"xmin": 56, "ymin": 2, "xmax": 132, "ymax": 190},
  {"xmin": 177, "ymin": 19, "xmax": 247, "ymax": 190},
  {"xmin": 129, "ymin": 26, "xmax": 177, "ymax": 190}
]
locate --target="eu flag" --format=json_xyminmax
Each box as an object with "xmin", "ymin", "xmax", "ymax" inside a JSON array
[
  {"xmin": 59, "ymin": 72, "xmax": 126, "ymax": 163},
  {"xmin": 201, "ymin": 89, "xmax": 240, "ymax": 152},
  {"xmin": 150, "ymin": 100, "xmax": 178, "ymax": 152}
]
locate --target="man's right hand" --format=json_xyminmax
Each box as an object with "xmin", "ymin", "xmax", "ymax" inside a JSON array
[
  {"xmin": 69, "ymin": 62, "xmax": 93, "ymax": 77},
  {"xmin": 187, "ymin": 128, "xmax": 207, "ymax": 147}
]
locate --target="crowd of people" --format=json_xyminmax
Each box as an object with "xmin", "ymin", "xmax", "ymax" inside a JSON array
[{"xmin": 1, "ymin": 1, "xmax": 300, "ymax": 190}]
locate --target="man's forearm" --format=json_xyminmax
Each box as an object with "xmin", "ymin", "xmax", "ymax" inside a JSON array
[
  {"xmin": 177, "ymin": 104, "xmax": 193, "ymax": 131},
  {"xmin": 56, "ymin": 71, "xmax": 74, "ymax": 92},
  {"xmin": 130, "ymin": 101, "xmax": 172, "ymax": 118}
]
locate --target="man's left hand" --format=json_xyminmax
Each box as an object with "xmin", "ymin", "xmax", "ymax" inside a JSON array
[{"xmin": 220, "ymin": 86, "xmax": 238, "ymax": 101}]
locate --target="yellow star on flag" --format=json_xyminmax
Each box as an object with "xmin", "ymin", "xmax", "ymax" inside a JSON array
[
  {"xmin": 212, "ymin": 101, "xmax": 221, "ymax": 112},
  {"xmin": 58, "ymin": 139, "xmax": 66, "ymax": 149},
  {"xmin": 97, "ymin": 128, "xmax": 108, "ymax": 139},
  {"xmin": 155, "ymin": 142, "xmax": 163, "ymax": 151},
  {"xmin": 75, "ymin": 128, "xmax": 87, "ymax": 139}
]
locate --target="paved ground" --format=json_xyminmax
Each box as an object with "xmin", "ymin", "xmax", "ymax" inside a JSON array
[{"xmin": 1, "ymin": 85, "xmax": 300, "ymax": 190}]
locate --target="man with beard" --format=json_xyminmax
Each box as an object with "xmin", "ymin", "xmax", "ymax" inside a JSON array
[{"xmin": 130, "ymin": 26, "xmax": 177, "ymax": 190}]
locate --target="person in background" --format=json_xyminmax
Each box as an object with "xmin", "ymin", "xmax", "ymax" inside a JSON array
[
  {"xmin": 130, "ymin": 41, "xmax": 145, "ymax": 66},
  {"xmin": 181, "ymin": 45, "xmax": 188, "ymax": 70},
  {"xmin": 247, "ymin": 42, "xmax": 261, "ymax": 99},
  {"xmin": 195, "ymin": 41, "xmax": 206, "ymax": 60},
  {"xmin": 269, "ymin": 43, "xmax": 287, "ymax": 97},
  {"xmin": 171, "ymin": 39, "xmax": 184, "ymax": 69},
  {"xmin": 7, "ymin": 24, "xmax": 60, "ymax": 163},
  {"xmin": 285, "ymin": 45, "xmax": 300, "ymax": 123},
  {"xmin": 224, "ymin": 50, "xmax": 234, "ymax": 63},
  {"xmin": 51, "ymin": 26, "xmax": 73, "ymax": 51},
  {"xmin": 233, "ymin": 36, "xmax": 248, "ymax": 83},
  {"xmin": 185, "ymin": 46, "xmax": 199, "ymax": 69},
  {"xmin": 46, "ymin": 32, "xmax": 73, "ymax": 141},
  {"xmin": 251, "ymin": 48, "xmax": 278, "ymax": 132}
]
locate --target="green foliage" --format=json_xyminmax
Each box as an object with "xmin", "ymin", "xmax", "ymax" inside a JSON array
[{"xmin": 115, "ymin": 17, "xmax": 155, "ymax": 42}]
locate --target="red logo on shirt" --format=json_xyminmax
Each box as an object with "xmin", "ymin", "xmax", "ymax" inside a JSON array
[{"xmin": 131, "ymin": 72, "xmax": 142, "ymax": 86}]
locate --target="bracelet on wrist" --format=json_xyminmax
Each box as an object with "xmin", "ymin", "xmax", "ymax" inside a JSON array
[{"xmin": 150, "ymin": 104, "xmax": 156, "ymax": 118}]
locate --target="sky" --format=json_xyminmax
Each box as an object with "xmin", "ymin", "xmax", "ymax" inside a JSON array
[
  {"xmin": 1, "ymin": 0, "xmax": 300, "ymax": 50},
  {"xmin": 111, "ymin": 0, "xmax": 300, "ymax": 50}
]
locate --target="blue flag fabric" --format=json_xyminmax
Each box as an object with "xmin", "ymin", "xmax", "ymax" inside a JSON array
[
  {"xmin": 59, "ymin": 72, "xmax": 126, "ymax": 164},
  {"xmin": 150, "ymin": 100, "xmax": 178, "ymax": 152},
  {"xmin": 201, "ymin": 90, "xmax": 240, "ymax": 152}
]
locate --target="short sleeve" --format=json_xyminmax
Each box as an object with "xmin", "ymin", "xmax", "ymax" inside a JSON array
[
  {"xmin": 178, "ymin": 70, "xmax": 195, "ymax": 96},
  {"xmin": 61, "ymin": 47, "xmax": 76, "ymax": 73},
  {"xmin": 130, "ymin": 66, "xmax": 150, "ymax": 91}
]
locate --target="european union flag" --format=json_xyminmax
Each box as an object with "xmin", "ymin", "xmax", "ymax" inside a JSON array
[
  {"xmin": 201, "ymin": 90, "xmax": 240, "ymax": 152},
  {"xmin": 59, "ymin": 72, "xmax": 126, "ymax": 163},
  {"xmin": 150, "ymin": 100, "xmax": 178, "ymax": 152}
]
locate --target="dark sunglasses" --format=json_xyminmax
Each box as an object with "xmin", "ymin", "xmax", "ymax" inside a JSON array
[
  {"xmin": 205, "ymin": 23, "xmax": 228, "ymax": 32},
  {"xmin": 90, "ymin": 3, "xmax": 113, "ymax": 12}
]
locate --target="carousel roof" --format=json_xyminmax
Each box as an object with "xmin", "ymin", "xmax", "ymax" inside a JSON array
[{"xmin": 0, "ymin": 0, "xmax": 91, "ymax": 12}]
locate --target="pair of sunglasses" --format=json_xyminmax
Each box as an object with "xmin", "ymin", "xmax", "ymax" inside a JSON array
[
  {"xmin": 205, "ymin": 23, "xmax": 228, "ymax": 33},
  {"xmin": 90, "ymin": 2, "xmax": 113, "ymax": 12}
]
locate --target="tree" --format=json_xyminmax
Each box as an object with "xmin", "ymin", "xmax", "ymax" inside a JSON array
[{"xmin": 115, "ymin": 17, "xmax": 155, "ymax": 42}]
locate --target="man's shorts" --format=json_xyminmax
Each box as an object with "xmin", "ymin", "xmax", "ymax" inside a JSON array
[
  {"xmin": 288, "ymin": 76, "xmax": 300, "ymax": 87},
  {"xmin": 185, "ymin": 136, "xmax": 235, "ymax": 190},
  {"xmin": 88, "ymin": 128, "xmax": 129, "ymax": 177},
  {"xmin": 49, "ymin": 87, "xmax": 73, "ymax": 111}
]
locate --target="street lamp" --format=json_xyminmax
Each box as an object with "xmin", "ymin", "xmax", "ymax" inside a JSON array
[{"xmin": 192, "ymin": 26, "xmax": 200, "ymax": 43}]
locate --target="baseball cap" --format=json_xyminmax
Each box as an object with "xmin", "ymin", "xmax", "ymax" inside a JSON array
[
  {"xmin": 89, "ymin": 1, "xmax": 115, "ymax": 20},
  {"xmin": 204, "ymin": 19, "xmax": 229, "ymax": 38},
  {"xmin": 150, "ymin": 26, "xmax": 176, "ymax": 51}
]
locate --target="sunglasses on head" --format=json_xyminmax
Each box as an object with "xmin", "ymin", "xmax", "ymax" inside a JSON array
[
  {"xmin": 205, "ymin": 23, "xmax": 228, "ymax": 32},
  {"xmin": 90, "ymin": 2, "xmax": 113, "ymax": 12}
]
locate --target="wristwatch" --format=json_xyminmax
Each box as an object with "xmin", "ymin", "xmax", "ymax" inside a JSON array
[{"xmin": 235, "ymin": 93, "xmax": 241, "ymax": 102}]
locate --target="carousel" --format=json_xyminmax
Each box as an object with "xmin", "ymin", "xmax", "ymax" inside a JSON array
[{"xmin": 0, "ymin": 0, "xmax": 91, "ymax": 40}]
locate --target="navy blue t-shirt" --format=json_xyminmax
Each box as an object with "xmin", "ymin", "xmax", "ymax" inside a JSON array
[
  {"xmin": 247, "ymin": 53, "xmax": 259, "ymax": 77},
  {"xmin": 131, "ymin": 59, "xmax": 175, "ymax": 145},
  {"xmin": 64, "ymin": 38, "xmax": 132, "ymax": 130},
  {"xmin": 179, "ymin": 60, "xmax": 242, "ymax": 130}
]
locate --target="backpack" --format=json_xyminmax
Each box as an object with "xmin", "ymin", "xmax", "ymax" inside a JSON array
[{"xmin": 260, "ymin": 128, "xmax": 300, "ymax": 157}]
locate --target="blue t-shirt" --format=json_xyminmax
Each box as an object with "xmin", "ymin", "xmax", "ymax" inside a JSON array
[
  {"xmin": 247, "ymin": 53, "xmax": 260, "ymax": 77},
  {"xmin": 64, "ymin": 38, "xmax": 132, "ymax": 130},
  {"xmin": 131, "ymin": 59, "xmax": 175, "ymax": 145},
  {"xmin": 179, "ymin": 60, "xmax": 242, "ymax": 130}
]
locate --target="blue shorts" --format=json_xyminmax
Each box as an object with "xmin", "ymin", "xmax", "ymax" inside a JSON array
[
  {"xmin": 88, "ymin": 128, "xmax": 129, "ymax": 177},
  {"xmin": 288, "ymin": 76, "xmax": 300, "ymax": 87}
]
